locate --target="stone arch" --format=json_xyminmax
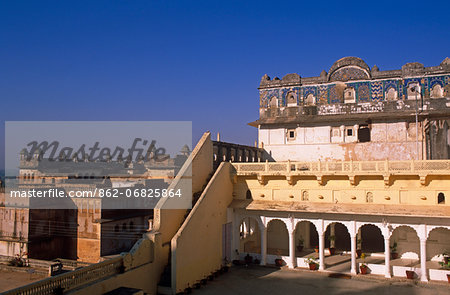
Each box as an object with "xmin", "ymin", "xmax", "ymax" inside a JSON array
[
  {"xmin": 239, "ymin": 216, "xmax": 262, "ymax": 254},
  {"xmin": 437, "ymin": 192, "xmax": 445, "ymax": 204},
  {"xmin": 286, "ymin": 91, "xmax": 297, "ymax": 106},
  {"xmin": 325, "ymin": 222, "xmax": 351, "ymax": 251},
  {"xmin": 294, "ymin": 220, "xmax": 319, "ymax": 255},
  {"xmin": 358, "ymin": 224, "xmax": 384, "ymax": 253},
  {"xmin": 305, "ymin": 94, "xmax": 315, "ymax": 105},
  {"xmin": 390, "ymin": 225, "xmax": 420, "ymax": 259},
  {"xmin": 366, "ymin": 192, "xmax": 373, "ymax": 203},
  {"xmin": 386, "ymin": 87, "xmax": 398, "ymax": 101},
  {"xmin": 430, "ymin": 83, "xmax": 443, "ymax": 98},
  {"xmin": 269, "ymin": 96, "xmax": 278, "ymax": 108},
  {"xmin": 344, "ymin": 87, "xmax": 356, "ymax": 103},
  {"xmin": 267, "ymin": 219, "xmax": 289, "ymax": 255},
  {"xmin": 407, "ymin": 82, "xmax": 421, "ymax": 100},
  {"xmin": 426, "ymin": 227, "xmax": 450, "ymax": 261}
]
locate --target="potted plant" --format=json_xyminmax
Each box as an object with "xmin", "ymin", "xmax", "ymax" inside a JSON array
[
  {"xmin": 222, "ymin": 258, "xmax": 230, "ymax": 272},
  {"xmin": 405, "ymin": 269, "xmax": 415, "ymax": 279},
  {"xmin": 439, "ymin": 259, "xmax": 450, "ymax": 270},
  {"xmin": 328, "ymin": 235, "xmax": 336, "ymax": 255},
  {"xmin": 441, "ymin": 251, "xmax": 449, "ymax": 264},
  {"xmin": 274, "ymin": 249, "xmax": 283, "ymax": 267},
  {"xmin": 390, "ymin": 241, "xmax": 398, "ymax": 260},
  {"xmin": 244, "ymin": 253, "xmax": 253, "ymax": 264},
  {"xmin": 304, "ymin": 257, "xmax": 319, "ymax": 270},
  {"xmin": 356, "ymin": 237, "xmax": 362, "ymax": 258},
  {"xmin": 297, "ymin": 236, "xmax": 304, "ymax": 252},
  {"xmin": 359, "ymin": 253, "xmax": 368, "ymax": 274},
  {"xmin": 314, "ymin": 245, "xmax": 319, "ymax": 253}
]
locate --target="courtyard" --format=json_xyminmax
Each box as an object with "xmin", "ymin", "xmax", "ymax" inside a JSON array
[{"xmin": 193, "ymin": 265, "xmax": 450, "ymax": 295}]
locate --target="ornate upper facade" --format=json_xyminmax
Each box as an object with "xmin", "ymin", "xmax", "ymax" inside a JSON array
[{"xmin": 259, "ymin": 57, "xmax": 450, "ymax": 108}]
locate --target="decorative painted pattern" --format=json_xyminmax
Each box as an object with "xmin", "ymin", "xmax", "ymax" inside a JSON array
[
  {"xmin": 371, "ymin": 81, "xmax": 383, "ymax": 101},
  {"xmin": 259, "ymin": 75, "xmax": 450, "ymax": 107},
  {"xmin": 329, "ymin": 67, "xmax": 369, "ymax": 82},
  {"xmin": 357, "ymin": 83, "xmax": 371, "ymax": 102},
  {"xmin": 318, "ymin": 85, "xmax": 328, "ymax": 104}
]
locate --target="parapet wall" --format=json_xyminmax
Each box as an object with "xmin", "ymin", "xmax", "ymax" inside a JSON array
[{"xmin": 171, "ymin": 162, "xmax": 234, "ymax": 293}]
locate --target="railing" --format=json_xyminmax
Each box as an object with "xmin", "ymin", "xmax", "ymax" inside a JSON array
[
  {"xmin": 233, "ymin": 160, "xmax": 450, "ymax": 175},
  {"xmin": 3, "ymin": 256, "xmax": 123, "ymax": 295}
]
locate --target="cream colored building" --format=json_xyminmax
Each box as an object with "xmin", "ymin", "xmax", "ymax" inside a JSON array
[{"xmin": 5, "ymin": 58, "xmax": 450, "ymax": 294}]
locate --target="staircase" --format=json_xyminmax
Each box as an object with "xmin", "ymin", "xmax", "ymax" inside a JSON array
[{"xmin": 156, "ymin": 172, "xmax": 214, "ymax": 294}]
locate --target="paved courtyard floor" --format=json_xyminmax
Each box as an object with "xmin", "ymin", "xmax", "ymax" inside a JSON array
[
  {"xmin": 0, "ymin": 269, "xmax": 46, "ymax": 293},
  {"xmin": 192, "ymin": 266, "xmax": 450, "ymax": 295}
]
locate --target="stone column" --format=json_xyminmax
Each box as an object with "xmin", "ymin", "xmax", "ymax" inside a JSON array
[
  {"xmin": 319, "ymin": 233, "xmax": 325, "ymax": 270},
  {"xmin": 289, "ymin": 229, "xmax": 296, "ymax": 269},
  {"xmin": 330, "ymin": 223, "xmax": 335, "ymax": 248},
  {"xmin": 350, "ymin": 234, "xmax": 357, "ymax": 274},
  {"xmin": 261, "ymin": 227, "xmax": 267, "ymax": 265},
  {"xmin": 384, "ymin": 237, "xmax": 391, "ymax": 278},
  {"xmin": 420, "ymin": 238, "xmax": 428, "ymax": 282}
]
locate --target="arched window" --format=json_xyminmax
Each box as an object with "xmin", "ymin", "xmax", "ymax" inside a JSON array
[
  {"xmin": 305, "ymin": 94, "xmax": 315, "ymax": 106},
  {"xmin": 366, "ymin": 192, "xmax": 373, "ymax": 203},
  {"xmin": 286, "ymin": 92, "xmax": 297, "ymax": 106},
  {"xmin": 386, "ymin": 87, "xmax": 397, "ymax": 101},
  {"xmin": 407, "ymin": 83, "xmax": 420, "ymax": 100},
  {"xmin": 269, "ymin": 97, "xmax": 278, "ymax": 108},
  {"xmin": 302, "ymin": 191, "xmax": 309, "ymax": 201},
  {"xmin": 438, "ymin": 192, "xmax": 445, "ymax": 204},
  {"xmin": 431, "ymin": 84, "xmax": 443, "ymax": 98},
  {"xmin": 246, "ymin": 190, "xmax": 252, "ymax": 200},
  {"xmin": 344, "ymin": 87, "xmax": 356, "ymax": 103}
]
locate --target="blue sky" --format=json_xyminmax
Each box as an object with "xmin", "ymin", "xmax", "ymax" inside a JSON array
[{"xmin": 1, "ymin": 0, "xmax": 449, "ymax": 169}]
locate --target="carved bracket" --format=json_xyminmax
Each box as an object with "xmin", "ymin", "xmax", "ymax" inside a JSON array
[
  {"xmin": 383, "ymin": 174, "xmax": 391, "ymax": 187},
  {"xmin": 349, "ymin": 175, "xmax": 356, "ymax": 186},
  {"xmin": 257, "ymin": 174, "xmax": 266, "ymax": 185},
  {"xmin": 286, "ymin": 175, "xmax": 296, "ymax": 186},
  {"xmin": 317, "ymin": 175, "xmax": 324, "ymax": 186},
  {"xmin": 419, "ymin": 174, "xmax": 427, "ymax": 186}
]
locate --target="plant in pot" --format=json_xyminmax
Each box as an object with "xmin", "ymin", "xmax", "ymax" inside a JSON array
[
  {"xmin": 405, "ymin": 268, "xmax": 415, "ymax": 280},
  {"xmin": 274, "ymin": 249, "xmax": 283, "ymax": 267},
  {"xmin": 297, "ymin": 236, "xmax": 304, "ymax": 252},
  {"xmin": 328, "ymin": 235, "xmax": 336, "ymax": 255},
  {"xmin": 441, "ymin": 251, "xmax": 449, "ymax": 264},
  {"xmin": 314, "ymin": 245, "xmax": 319, "ymax": 253},
  {"xmin": 356, "ymin": 237, "xmax": 362, "ymax": 258},
  {"xmin": 244, "ymin": 253, "xmax": 253, "ymax": 264},
  {"xmin": 390, "ymin": 241, "xmax": 398, "ymax": 260},
  {"xmin": 304, "ymin": 257, "xmax": 319, "ymax": 271},
  {"xmin": 359, "ymin": 253, "xmax": 368, "ymax": 274}
]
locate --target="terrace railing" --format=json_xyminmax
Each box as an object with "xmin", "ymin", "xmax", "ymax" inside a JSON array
[
  {"xmin": 233, "ymin": 160, "xmax": 450, "ymax": 176},
  {"xmin": 4, "ymin": 256, "xmax": 123, "ymax": 295}
]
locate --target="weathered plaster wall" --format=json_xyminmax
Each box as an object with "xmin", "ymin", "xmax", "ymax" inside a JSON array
[
  {"xmin": 171, "ymin": 162, "xmax": 233, "ymax": 293},
  {"xmin": 153, "ymin": 132, "xmax": 214, "ymax": 244},
  {"xmin": 260, "ymin": 122, "xmax": 425, "ymax": 161},
  {"xmin": 233, "ymin": 175, "xmax": 450, "ymax": 206}
]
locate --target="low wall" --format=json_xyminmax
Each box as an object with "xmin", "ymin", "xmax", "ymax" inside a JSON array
[
  {"xmin": 171, "ymin": 162, "xmax": 233, "ymax": 293},
  {"xmin": 154, "ymin": 132, "xmax": 214, "ymax": 244}
]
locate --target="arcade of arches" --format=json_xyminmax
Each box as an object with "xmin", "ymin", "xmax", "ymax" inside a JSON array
[{"xmin": 236, "ymin": 213, "xmax": 450, "ymax": 282}]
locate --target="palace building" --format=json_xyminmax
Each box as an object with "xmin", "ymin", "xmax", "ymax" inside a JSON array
[{"xmin": 5, "ymin": 57, "xmax": 450, "ymax": 295}]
